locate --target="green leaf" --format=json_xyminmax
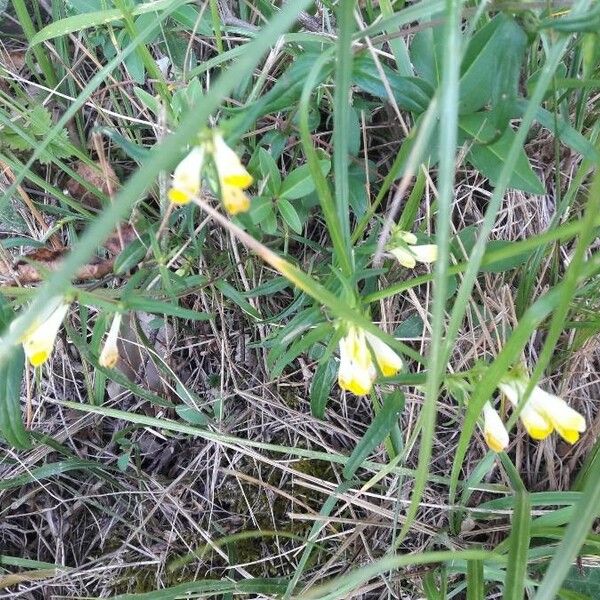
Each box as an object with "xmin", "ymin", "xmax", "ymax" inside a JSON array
[
  {"xmin": 258, "ymin": 147, "xmax": 281, "ymax": 195},
  {"xmin": 466, "ymin": 559, "xmax": 484, "ymax": 600},
  {"xmin": 175, "ymin": 405, "xmax": 210, "ymax": 425},
  {"xmin": 278, "ymin": 197, "xmax": 303, "ymax": 233},
  {"xmin": 30, "ymin": 0, "xmax": 188, "ymax": 46},
  {"xmin": 352, "ymin": 54, "xmax": 433, "ymax": 113},
  {"xmin": 215, "ymin": 280, "xmax": 262, "ymax": 320},
  {"xmin": 409, "ymin": 21, "xmax": 444, "ymax": 86},
  {"xmin": 310, "ymin": 356, "xmax": 337, "ymax": 419},
  {"xmin": 343, "ymin": 391, "xmax": 405, "ymax": 480},
  {"xmin": 460, "ymin": 113, "xmax": 545, "ymax": 194},
  {"xmin": 279, "ymin": 160, "xmax": 331, "ymax": 200},
  {"xmin": 114, "ymin": 235, "xmax": 149, "ymax": 274},
  {"xmin": 504, "ymin": 492, "xmax": 531, "ymax": 600},
  {"xmin": 124, "ymin": 296, "xmax": 211, "ymax": 321},
  {"xmin": 459, "ymin": 14, "xmax": 527, "ymax": 115},
  {"xmin": 0, "ymin": 296, "xmax": 29, "ymax": 449},
  {"xmin": 270, "ymin": 323, "xmax": 331, "ymax": 378}
]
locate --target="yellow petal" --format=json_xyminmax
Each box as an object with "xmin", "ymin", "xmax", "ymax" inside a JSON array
[
  {"xmin": 99, "ymin": 313, "xmax": 122, "ymax": 369},
  {"xmin": 17, "ymin": 300, "xmax": 69, "ymax": 367},
  {"xmin": 411, "ymin": 244, "xmax": 438, "ymax": 264},
  {"xmin": 168, "ymin": 188, "xmax": 193, "ymax": 205},
  {"xmin": 338, "ymin": 328, "xmax": 376, "ymax": 396},
  {"xmin": 398, "ymin": 231, "xmax": 417, "ymax": 245},
  {"xmin": 213, "ymin": 134, "xmax": 253, "ymax": 190},
  {"xmin": 365, "ymin": 332, "xmax": 403, "ymax": 377},
  {"xmin": 169, "ymin": 147, "xmax": 204, "ymax": 204},
  {"xmin": 483, "ymin": 402, "xmax": 509, "ymax": 452},
  {"xmin": 222, "ymin": 185, "xmax": 250, "ymax": 215},
  {"xmin": 520, "ymin": 404, "xmax": 554, "ymax": 440},
  {"xmin": 389, "ymin": 247, "xmax": 416, "ymax": 269}
]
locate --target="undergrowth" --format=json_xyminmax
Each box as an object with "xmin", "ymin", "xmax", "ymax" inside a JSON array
[{"xmin": 0, "ymin": 0, "xmax": 599, "ymax": 598}]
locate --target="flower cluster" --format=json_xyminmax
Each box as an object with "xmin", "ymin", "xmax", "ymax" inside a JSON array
[
  {"xmin": 10, "ymin": 298, "xmax": 122, "ymax": 370},
  {"xmin": 337, "ymin": 324, "xmax": 403, "ymax": 396},
  {"xmin": 388, "ymin": 230, "xmax": 437, "ymax": 269},
  {"xmin": 168, "ymin": 132, "xmax": 253, "ymax": 215},
  {"xmin": 482, "ymin": 374, "xmax": 586, "ymax": 452}
]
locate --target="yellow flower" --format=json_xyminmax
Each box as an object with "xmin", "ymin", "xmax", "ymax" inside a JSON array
[
  {"xmin": 13, "ymin": 299, "xmax": 70, "ymax": 367},
  {"xmin": 168, "ymin": 146, "xmax": 205, "ymax": 205},
  {"xmin": 389, "ymin": 231, "xmax": 437, "ymax": 269},
  {"xmin": 212, "ymin": 133, "xmax": 253, "ymax": 215},
  {"xmin": 482, "ymin": 402, "xmax": 509, "ymax": 453},
  {"xmin": 221, "ymin": 184, "xmax": 250, "ymax": 215},
  {"xmin": 499, "ymin": 378, "xmax": 586, "ymax": 444},
  {"xmin": 99, "ymin": 313, "xmax": 122, "ymax": 368},
  {"xmin": 365, "ymin": 332, "xmax": 403, "ymax": 377},
  {"xmin": 338, "ymin": 326, "xmax": 403, "ymax": 396},
  {"xmin": 212, "ymin": 133, "xmax": 253, "ymax": 188},
  {"xmin": 338, "ymin": 326, "xmax": 376, "ymax": 396}
]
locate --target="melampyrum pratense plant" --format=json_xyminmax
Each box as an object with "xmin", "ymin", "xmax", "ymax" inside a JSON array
[{"xmin": 1, "ymin": 0, "xmax": 600, "ymax": 598}]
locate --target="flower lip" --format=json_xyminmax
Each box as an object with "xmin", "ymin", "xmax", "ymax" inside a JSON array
[
  {"xmin": 337, "ymin": 326, "xmax": 376, "ymax": 396},
  {"xmin": 213, "ymin": 134, "xmax": 253, "ymax": 190},
  {"xmin": 482, "ymin": 402, "xmax": 509, "ymax": 453},
  {"xmin": 13, "ymin": 299, "xmax": 70, "ymax": 367},
  {"xmin": 365, "ymin": 332, "xmax": 403, "ymax": 378},
  {"xmin": 499, "ymin": 377, "xmax": 586, "ymax": 444},
  {"xmin": 168, "ymin": 146, "xmax": 205, "ymax": 205},
  {"xmin": 99, "ymin": 313, "xmax": 122, "ymax": 369}
]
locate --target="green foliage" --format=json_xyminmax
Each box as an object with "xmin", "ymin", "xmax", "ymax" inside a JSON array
[{"xmin": 2, "ymin": 0, "xmax": 600, "ymax": 597}]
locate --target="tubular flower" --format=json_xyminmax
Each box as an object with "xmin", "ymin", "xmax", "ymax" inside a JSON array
[
  {"xmin": 13, "ymin": 300, "xmax": 70, "ymax": 367},
  {"xmin": 482, "ymin": 402, "xmax": 509, "ymax": 453},
  {"xmin": 212, "ymin": 133, "xmax": 253, "ymax": 215},
  {"xmin": 337, "ymin": 326, "xmax": 403, "ymax": 395},
  {"xmin": 99, "ymin": 313, "xmax": 122, "ymax": 368},
  {"xmin": 365, "ymin": 332, "xmax": 403, "ymax": 377},
  {"xmin": 499, "ymin": 378, "xmax": 586, "ymax": 444},
  {"xmin": 168, "ymin": 146, "xmax": 205, "ymax": 205},
  {"xmin": 389, "ymin": 231, "xmax": 437, "ymax": 269},
  {"xmin": 338, "ymin": 326, "xmax": 376, "ymax": 396}
]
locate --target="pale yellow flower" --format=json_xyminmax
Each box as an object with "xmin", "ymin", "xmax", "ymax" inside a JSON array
[
  {"xmin": 338, "ymin": 326, "xmax": 376, "ymax": 396},
  {"xmin": 338, "ymin": 326, "xmax": 403, "ymax": 396},
  {"xmin": 389, "ymin": 231, "xmax": 437, "ymax": 268},
  {"xmin": 212, "ymin": 133, "xmax": 253, "ymax": 215},
  {"xmin": 221, "ymin": 184, "xmax": 251, "ymax": 215},
  {"xmin": 499, "ymin": 378, "xmax": 586, "ymax": 444},
  {"xmin": 168, "ymin": 146, "xmax": 205, "ymax": 205},
  {"xmin": 482, "ymin": 402, "xmax": 509, "ymax": 453},
  {"xmin": 365, "ymin": 332, "xmax": 403, "ymax": 377},
  {"xmin": 99, "ymin": 313, "xmax": 122, "ymax": 368},
  {"xmin": 212, "ymin": 133, "xmax": 253, "ymax": 189},
  {"xmin": 13, "ymin": 299, "xmax": 70, "ymax": 367}
]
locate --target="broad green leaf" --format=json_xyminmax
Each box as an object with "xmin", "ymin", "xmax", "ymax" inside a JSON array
[
  {"xmin": 460, "ymin": 113, "xmax": 545, "ymax": 194},
  {"xmin": 352, "ymin": 54, "xmax": 433, "ymax": 113},
  {"xmin": 343, "ymin": 391, "xmax": 405, "ymax": 480},
  {"xmin": 279, "ymin": 160, "xmax": 331, "ymax": 200},
  {"xmin": 409, "ymin": 22, "xmax": 444, "ymax": 86},
  {"xmin": 0, "ymin": 296, "xmax": 29, "ymax": 449},
  {"xmin": 175, "ymin": 405, "xmax": 210, "ymax": 425},
  {"xmin": 258, "ymin": 147, "xmax": 281, "ymax": 195},
  {"xmin": 310, "ymin": 356, "xmax": 337, "ymax": 419},
  {"xmin": 278, "ymin": 197, "xmax": 303, "ymax": 233},
  {"xmin": 460, "ymin": 14, "xmax": 527, "ymax": 115}
]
